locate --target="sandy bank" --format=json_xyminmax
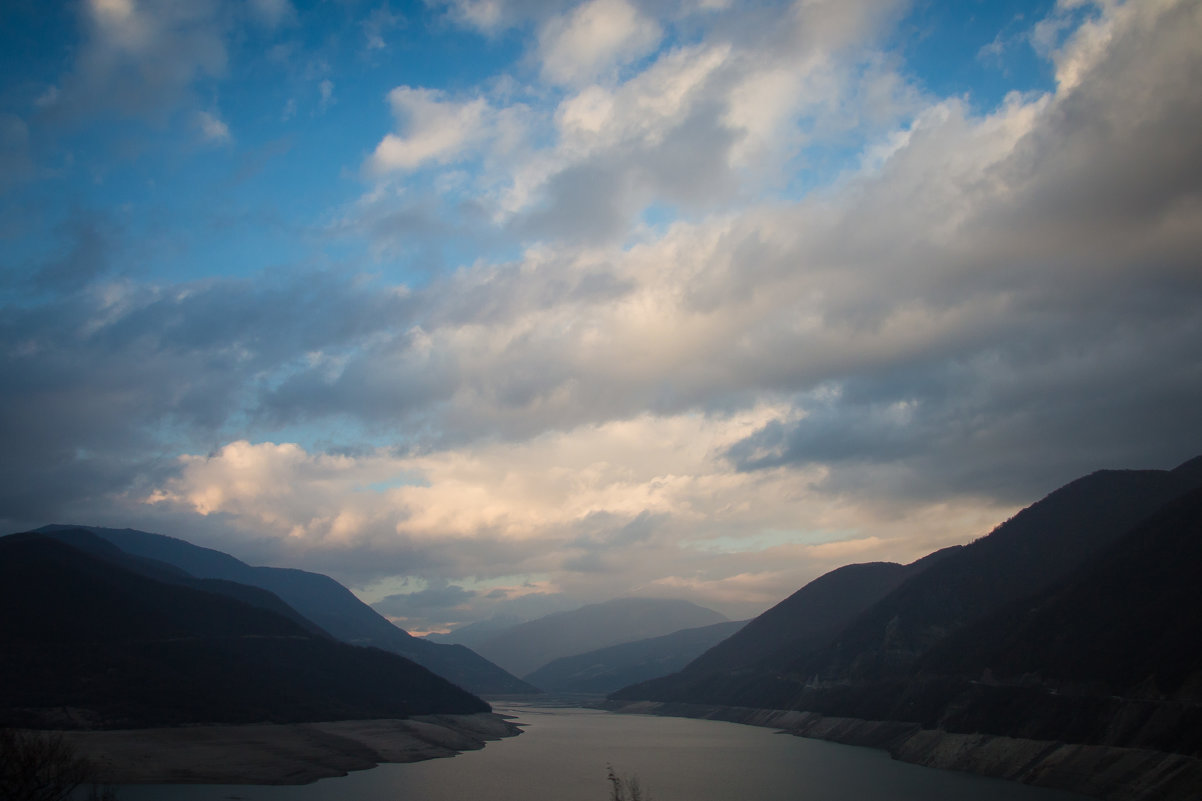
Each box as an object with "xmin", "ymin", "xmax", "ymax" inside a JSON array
[
  {"xmin": 606, "ymin": 701, "xmax": 1202, "ymax": 801},
  {"xmin": 59, "ymin": 713, "xmax": 521, "ymax": 785}
]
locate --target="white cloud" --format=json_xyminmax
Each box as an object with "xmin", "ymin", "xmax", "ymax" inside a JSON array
[
  {"xmin": 538, "ymin": 0, "xmax": 662, "ymax": 86},
  {"xmin": 8, "ymin": 0, "xmax": 1202, "ymax": 632},
  {"xmin": 451, "ymin": 0, "xmax": 506, "ymax": 32},
  {"xmin": 368, "ymin": 87, "xmax": 492, "ymax": 173},
  {"xmin": 194, "ymin": 109, "xmax": 231, "ymax": 143},
  {"xmin": 145, "ymin": 414, "xmax": 1010, "ymax": 620}
]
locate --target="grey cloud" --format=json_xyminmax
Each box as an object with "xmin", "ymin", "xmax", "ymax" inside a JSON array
[
  {"xmin": 40, "ymin": 0, "xmax": 228, "ymax": 124},
  {"xmin": 564, "ymin": 510, "xmax": 662, "ymax": 573},
  {"xmin": 372, "ymin": 579, "xmax": 477, "ymax": 617},
  {"xmin": 518, "ymin": 159, "xmax": 637, "ymax": 244},
  {"xmin": 0, "ymin": 260, "xmax": 414, "ymax": 530},
  {"xmin": 711, "ymin": 2, "xmax": 1202, "ymax": 503},
  {"xmin": 30, "ymin": 210, "xmax": 115, "ymax": 294}
]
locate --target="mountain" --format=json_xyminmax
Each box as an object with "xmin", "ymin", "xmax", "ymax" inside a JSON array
[
  {"xmin": 36, "ymin": 525, "xmax": 536, "ymax": 695},
  {"xmin": 524, "ymin": 619, "xmax": 747, "ymax": 694},
  {"xmin": 909, "ymin": 486, "xmax": 1202, "ymax": 752},
  {"xmin": 37, "ymin": 527, "xmax": 330, "ymax": 639},
  {"xmin": 426, "ymin": 614, "xmax": 527, "ymax": 649},
  {"xmin": 791, "ymin": 458, "xmax": 1202, "ymax": 685},
  {"xmin": 617, "ymin": 552, "xmax": 954, "ymax": 704},
  {"xmin": 474, "ymin": 598, "xmax": 729, "ymax": 677},
  {"xmin": 0, "ymin": 532, "xmax": 488, "ymax": 729},
  {"xmin": 615, "ymin": 455, "xmax": 1202, "ymax": 711}
]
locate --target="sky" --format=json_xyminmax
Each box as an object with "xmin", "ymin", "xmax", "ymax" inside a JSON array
[{"xmin": 2, "ymin": 0, "xmax": 1201, "ymax": 634}]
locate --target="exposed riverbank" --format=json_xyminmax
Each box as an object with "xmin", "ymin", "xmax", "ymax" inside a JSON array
[
  {"xmin": 59, "ymin": 713, "xmax": 521, "ymax": 785},
  {"xmin": 605, "ymin": 701, "xmax": 1202, "ymax": 801}
]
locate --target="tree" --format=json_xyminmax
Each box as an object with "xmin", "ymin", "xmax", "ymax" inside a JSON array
[
  {"xmin": 0, "ymin": 728, "xmax": 112, "ymax": 801},
  {"xmin": 606, "ymin": 764, "xmax": 649, "ymax": 801}
]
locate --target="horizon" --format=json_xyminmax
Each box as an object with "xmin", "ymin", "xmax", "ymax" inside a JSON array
[{"xmin": 2, "ymin": 0, "xmax": 1201, "ymax": 633}]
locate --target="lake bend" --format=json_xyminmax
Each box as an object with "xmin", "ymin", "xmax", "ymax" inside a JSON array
[{"xmin": 118, "ymin": 703, "xmax": 1089, "ymax": 801}]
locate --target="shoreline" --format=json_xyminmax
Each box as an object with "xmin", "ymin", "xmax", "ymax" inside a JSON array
[
  {"xmin": 59, "ymin": 713, "xmax": 522, "ymax": 785},
  {"xmin": 605, "ymin": 701, "xmax": 1202, "ymax": 801}
]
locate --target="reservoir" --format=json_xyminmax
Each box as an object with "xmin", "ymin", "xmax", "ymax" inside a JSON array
[{"xmin": 119, "ymin": 703, "xmax": 1086, "ymax": 801}]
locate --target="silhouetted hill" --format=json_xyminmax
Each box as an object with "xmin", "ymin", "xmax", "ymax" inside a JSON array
[
  {"xmin": 923, "ymin": 486, "xmax": 1202, "ymax": 700},
  {"xmin": 783, "ymin": 460, "xmax": 1202, "ymax": 685},
  {"xmin": 36, "ymin": 525, "xmax": 536, "ymax": 695},
  {"xmin": 38, "ymin": 528, "xmax": 329, "ymax": 638},
  {"xmin": 474, "ymin": 598, "xmax": 728, "ymax": 677},
  {"xmin": 609, "ymin": 455, "xmax": 1202, "ymax": 757},
  {"xmin": 615, "ymin": 551, "xmax": 954, "ymax": 704},
  {"xmin": 524, "ymin": 620, "xmax": 746, "ymax": 694},
  {"xmin": 0, "ymin": 533, "xmax": 488, "ymax": 729}
]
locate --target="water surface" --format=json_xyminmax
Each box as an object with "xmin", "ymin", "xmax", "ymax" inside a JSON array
[{"xmin": 119, "ymin": 704, "xmax": 1087, "ymax": 801}]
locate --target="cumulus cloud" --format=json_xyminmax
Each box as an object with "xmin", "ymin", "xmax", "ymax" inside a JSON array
[
  {"xmin": 141, "ymin": 410, "xmax": 1007, "ymax": 621},
  {"xmin": 5, "ymin": 0, "xmax": 1202, "ymax": 630},
  {"xmin": 368, "ymin": 87, "xmax": 492, "ymax": 173},
  {"xmin": 293, "ymin": 0, "xmax": 1202, "ymax": 505},
  {"xmin": 432, "ymin": 0, "xmax": 915, "ymax": 241},
  {"xmin": 538, "ymin": 0, "xmax": 663, "ymax": 86}
]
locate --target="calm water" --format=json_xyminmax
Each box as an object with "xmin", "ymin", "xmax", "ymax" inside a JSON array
[{"xmin": 119, "ymin": 704, "xmax": 1087, "ymax": 801}]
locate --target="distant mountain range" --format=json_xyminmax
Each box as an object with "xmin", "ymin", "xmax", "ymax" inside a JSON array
[
  {"xmin": 426, "ymin": 614, "xmax": 528, "ymax": 650},
  {"xmin": 612, "ymin": 455, "xmax": 1202, "ymax": 759},
  {"xmin": 0, "ymin": 530, "xmax": 488, "ymax": 729},
  {"xmin": 471, "ymin": 597, "xmax": 729, "ymax": 678},
  {"xmin": 525, "ymin": 619, "xmax": 746, "ymax": 694},
  {"xmin": 36, "ymin": 524, "xmax": 535, "ymax": 696}
]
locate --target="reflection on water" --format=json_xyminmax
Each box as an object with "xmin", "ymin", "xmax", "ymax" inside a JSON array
[{"xmin": 119, "ymin": 702, "xmax": 1087, "ymax": 801}]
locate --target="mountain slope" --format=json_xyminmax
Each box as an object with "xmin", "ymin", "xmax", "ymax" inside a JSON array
[
  {"xmin": 0, "ymin": 533, "xmax": 488, "ymax": 729},
  {"xmin": 37, "ymin": 527, "xmax": 330, "ymax": 638},
  {"xmin": 786, "ymin": 459, "xmax": 1202, "ymax": 685},
  {"xmin": 524, "ymin": 620, "xmax": 747, "ymax": 694},
  {"xmin": 37, "ymin": 525, "xmax": 536, "ymax": 695},
  {"xmin": 610, "ymin": 455, "xmax": 1202, "ymax": 756},
  {"xmin": 924, "ymin": 485, "xmax": 1202, "ymax": 699},
  {"xmin": 475, "ymin": 598, "xmax": 728, "ymax": 677},
  {"xmin": 612, "ymin": 552, "xmax": 952, "ymax": 704}
]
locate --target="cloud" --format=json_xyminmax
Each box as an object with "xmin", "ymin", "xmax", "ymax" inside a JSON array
[
  {"xmin": 249, "ymin": 0, "xmax": 296, "ymax": 28},
  {"xmin": 138, "ymin": 405, "xmax": 1014, "ymax": 621},
  {"xmin": 4, "ymin": 0, "xmax": 1202, "ymax": 630},
  {"xmin": 538, "ymin": 0, "xmax": 663, "ymax": 86},
  {"xmin": 194, "ymin": 109, "xmax": 232, "ymax": 143},
  {"xmin": 362, "ymin": 4, "xmax": 404, "ymax": 51},
  {"xmin": 0, "ymin": 265, "xmax": 413, "ymax": 533},
  {"xmin": 371, "ymin": 578, "xmax": 478, "ymax": 626},
  {"xmin": 367, "ymin": 87, "xmax": 492, "ymax": 173},
  {"xmin": 39, "ymin": 0, "xmax": 228, "ymax": 122}
]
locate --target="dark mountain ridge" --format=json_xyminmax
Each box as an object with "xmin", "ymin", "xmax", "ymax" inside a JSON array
[
  {"xmin": 798, "ymin": 461, "xmax": 1202, "ymax": 683},
  {"xmin": 610, "ymin": 455, "xmax": 1202, "ymax": 773},
  {"xmin": 0, "ymin": 533, "xmax": 489, "ymax": 729},
  {"xmin": 617, "ymin": 456, "xmax": 1202, "ymax": 712},
  {"xmin": 37, "ymin": 527, "xmax": 330, "ymax": 639},
  {"xmin": 35, "ymin": 524, "xmax": 536, "ymax": 695}
]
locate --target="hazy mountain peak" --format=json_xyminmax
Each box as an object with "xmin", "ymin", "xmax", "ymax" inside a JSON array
[{"xmin": 472, "ymin": 597, "xmax": 727, "ymax": 677}]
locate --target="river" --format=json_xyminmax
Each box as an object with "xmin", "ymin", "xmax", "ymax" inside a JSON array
[{"xmin": 118, "ymin": 703, "xmax": 1087, "ymax": 801}]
